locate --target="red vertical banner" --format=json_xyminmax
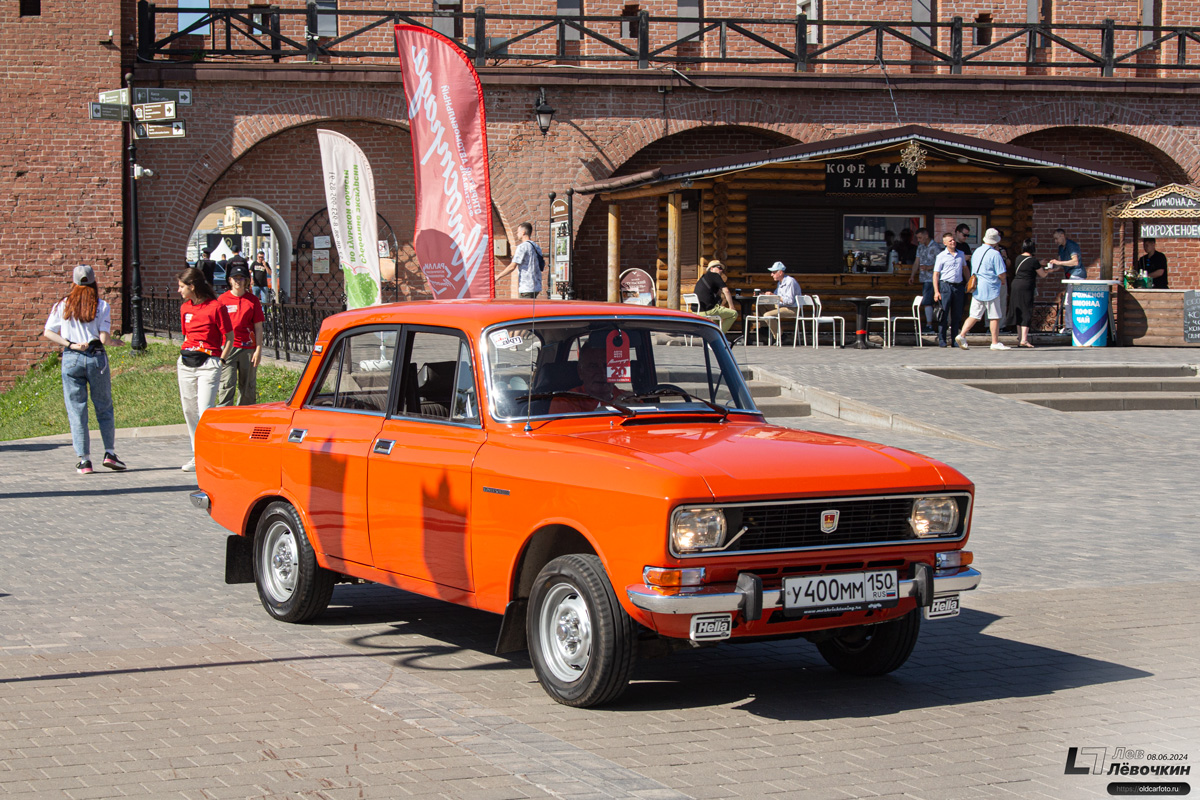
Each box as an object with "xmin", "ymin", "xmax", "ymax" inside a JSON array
[{"xmin": 395, "ymin": 25, "xmax": 494, "ymax": 299}]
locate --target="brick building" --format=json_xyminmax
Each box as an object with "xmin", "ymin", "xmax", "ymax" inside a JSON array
[{"xmin": 3, "ymin": 0, "xmax": 1200, "ymax": 386}]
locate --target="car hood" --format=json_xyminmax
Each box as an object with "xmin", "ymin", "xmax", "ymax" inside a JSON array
[{"xmin": 560, "ymin": 420, "xmax": 960, "ymax": 499}]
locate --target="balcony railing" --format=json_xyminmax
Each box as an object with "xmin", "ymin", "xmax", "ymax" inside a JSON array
[{"xmin": 137, "ymin": 2, "xmax": 1200, "ymax": 76}]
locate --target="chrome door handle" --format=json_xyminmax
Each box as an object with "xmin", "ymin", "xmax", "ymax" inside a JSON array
[
  {"xmin": 287, "ymin": 428, "xmax": 307, "ymax": 443},
  {"xmin": 373, "ymin": 439, "xmax": 395, "ymax": 455}
]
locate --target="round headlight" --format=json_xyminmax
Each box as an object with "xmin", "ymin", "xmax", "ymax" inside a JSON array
[
  {"xmin": 671, "ymin": 507, "xmax": 728, "ymax": 553},
  {"xmin": 910, "ymin": 496, "xmax": 960, "ymax": 538}
]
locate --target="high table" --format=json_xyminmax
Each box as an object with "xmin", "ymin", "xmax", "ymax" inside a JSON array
[{"xmin": 843, "ymin": 297, "xmax": 884, "ymax": 349}]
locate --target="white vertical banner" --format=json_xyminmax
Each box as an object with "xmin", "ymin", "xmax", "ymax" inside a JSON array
[{"xmin": 317, "ymin": 129, "xmax": 383, "ymax": 308}]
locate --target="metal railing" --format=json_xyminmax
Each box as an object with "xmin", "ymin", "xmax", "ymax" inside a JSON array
[
  {"xmin": 144, "ymin": 292, "xmax": 338, "ymax": 361},
  {"xmin": 138, "ymin": 2, "xmax": 1200, "ymax": 75}
]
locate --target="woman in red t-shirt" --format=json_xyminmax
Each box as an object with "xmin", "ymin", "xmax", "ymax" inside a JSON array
[{"xmin": 177, "ymin": 267, "xmax": 233, "ymax": 472}]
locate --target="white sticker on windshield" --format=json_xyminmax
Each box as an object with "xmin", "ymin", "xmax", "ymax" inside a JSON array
[{"xmin": 489, "ymin": 330, "xmax": 523, "ymax": 350}]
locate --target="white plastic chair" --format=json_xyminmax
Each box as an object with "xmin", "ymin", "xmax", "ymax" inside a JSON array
[
  {"xmin": 891, "ymin": 295, "xmax": 924, "ymax": 348},
  {"xmin": 742, "ymin": 293, "xmax": 781, "ymax": 347},
  {"xmin": 680, "ymin": 293, "xmax": 702, "ymax": 345},
  {"xmin": 802, "ymin": 296, "xmax": 845, "ymax": 349},
  {"xmin": 866, "ymin": 295, "xmax": 892, "ymax": 347}
]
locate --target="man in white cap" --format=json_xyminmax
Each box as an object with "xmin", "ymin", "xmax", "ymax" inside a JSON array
[
  {"xmin": 955, "ymin": 227, "xmax": 1009, "ymax": 350},
  {"xmin": 760, "ymin": 261, "xmax": 802, "ymax": 344}
]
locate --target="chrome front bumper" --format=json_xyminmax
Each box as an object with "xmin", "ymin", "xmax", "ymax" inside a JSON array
[
  {"xmin": 627, "ymin": 566, "xmax": 981, "ymax": 616},
  {"xmin": 189, "ymin": 490, "xmax": 211, "ymax": 514}
]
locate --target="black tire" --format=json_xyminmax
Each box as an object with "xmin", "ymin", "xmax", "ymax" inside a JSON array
[
  {"xmin": 252, "ymin": 501, "xmax": 335, "ymax": 623},
  {"xmin": 526, "ymin": 554, "xmax": 637, "ymax": 707},
  {"xmin": 815, "ymin": 610, "xmax": 921, "ymax": 676}
]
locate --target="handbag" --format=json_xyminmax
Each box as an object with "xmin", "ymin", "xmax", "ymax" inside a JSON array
[
  {"xmin": 965, "ymin": 273, "xmax": 977, "ymax": 294},
  {"xmin": 932, "ymin": 303, "xmax": 946, "ymax": 327}
]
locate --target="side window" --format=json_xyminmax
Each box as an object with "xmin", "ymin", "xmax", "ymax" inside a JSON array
[
  {"xmin": 306, "ymin": 330, "xmax": 397, "ymax": 413},
  {"xmin": 398, "ymin": 330, "xmax": 477, "ymax": 423},
  {"xmin": 336, "ymin": 330, "xmax": 397, "ymax": 413},
  {"xmin": 308, "ymin": 340, "xmax": 344, "ymax": 407},
  {"xmin": 451, "ymin": 339, "xmax": 479, "ymax": 422}
]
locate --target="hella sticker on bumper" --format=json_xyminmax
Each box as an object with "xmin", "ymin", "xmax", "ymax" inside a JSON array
[
  {"xmin": 690, "ymin": 613, "xmax": 733, "ymax": 641},
  {"xmin": 924, "ymin": 595, "xmax": 961, "ymax": 619}
]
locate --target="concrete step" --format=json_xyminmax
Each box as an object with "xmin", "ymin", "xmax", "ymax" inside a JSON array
[
  {"xmin": 755, "ymin": 396, "xmax": 812, "ymax": 418},
  {"xmin": 920, "ymin": 364, "xmax": 1198, "ymax": 381},
  {"xmin": 1018, "ymin": 392, "xmax": 1200, "ymax": 411},
  {"xmin": 746, "ymin": 381, "xmax": 782, "ymax": 398},
  {"xmin": 964, "ymin": 377, "xmax": 1200, "ymax": 395}
]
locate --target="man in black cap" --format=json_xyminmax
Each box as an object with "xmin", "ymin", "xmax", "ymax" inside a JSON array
[
  {"xmin": 196, "ymin": 247, "xmax": 219, "ymax": 289},
  {"xmin": 216, "ymin": 261, "xmax": 265, "ymax": 406}
]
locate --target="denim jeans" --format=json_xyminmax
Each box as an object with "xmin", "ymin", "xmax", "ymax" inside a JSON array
[
  {"xmin": 252, "ymin": 285, "xmax": 272, "ymax": 305},
  {"xmin": 61, "ymin": 349, "xmax": 116, "ymax": 459}
]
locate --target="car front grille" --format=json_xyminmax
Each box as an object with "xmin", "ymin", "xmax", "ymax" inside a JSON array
[{"xmin": 728, "ymin": 497, "xmax": 917, "ymax": 553}]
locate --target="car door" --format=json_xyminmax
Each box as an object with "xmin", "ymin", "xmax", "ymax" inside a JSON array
[
  {"xmin": 281, "ymin": 327, "xmax": 398, "ymax": 568},
  {"xmin": 367, "ymin": 327, "xmax": 485, "ymax": 593}
]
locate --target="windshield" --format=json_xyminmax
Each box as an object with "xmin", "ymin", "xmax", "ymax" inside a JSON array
[{"xmin": 484, "ymin": 317, "xmax": 757, "ymax": 421}]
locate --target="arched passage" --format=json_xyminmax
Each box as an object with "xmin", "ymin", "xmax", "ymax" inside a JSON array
[
  {"xmin": 189, "ymin": 197, "xmax": 293, "ymax": 295},
  {"xmin": 573, "ymin": 125, "xmax": 798, "ymax": 301}
]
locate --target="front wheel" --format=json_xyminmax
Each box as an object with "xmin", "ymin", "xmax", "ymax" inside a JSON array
[
  {"xmin": 253, "ymin": 501, "xmax": 335, "ymax": 623},
  {"xmin": 815, "ymin": 610, "xmax": 920, "ymax": 676},
  {"xmin": 527, "ymin": 554, "xmax": 636, "ymax": 707}
]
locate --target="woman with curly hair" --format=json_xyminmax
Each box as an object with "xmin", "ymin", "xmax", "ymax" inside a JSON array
[{"xmin": 42, "ymin": 265, "xmax": 127, "ymax": 474}]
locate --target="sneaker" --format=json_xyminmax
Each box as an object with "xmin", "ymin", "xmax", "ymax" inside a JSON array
[
  {"xmin": 102, "ymin": 452, "xmax": 126, "ymax": 471},
  {"xmin": 955, "ymin": 335, "xmax": 969, "ymax": 350},
  {"xmin": 990, "ymin": 342, "xmax": 1011, "ymax": 350},
  {"xmin": 922, "ymin": 326, "xmax": 936, "ymax": 334},
  {"xmin": 76, "ymin": 460, "xmax": 93, "ymax": 475},
  {"xmin": 181, "ymin": 459, "xmax": 196, "ymax": 472}
]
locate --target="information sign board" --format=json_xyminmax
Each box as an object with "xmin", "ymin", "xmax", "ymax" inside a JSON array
[
  {"xmin": 89, "ymin": 102, "xmax": 130, "ymax": 122},
  {"xmin": 133, "ymin": 101, "xmax": 176, "ymax": 122},
  {"xmin": 1185, "ymin": 290, "xmax": 1200, "ymax": 344},
  {"xmin": 133, "ymin": 88, "xmax": 193, "ymax": 106},
  {"xmin": 97, "ymin": 88, "xmax": 129, "ymax": 105},
  {"xmin": 134, "ymin": 121, "xmax": 186, "ymax": 140}
]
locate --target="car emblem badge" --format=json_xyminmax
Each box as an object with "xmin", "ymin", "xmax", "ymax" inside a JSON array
[{"xmin": 821, "ymin": 510, "xmax": 840, "ymax": 533}]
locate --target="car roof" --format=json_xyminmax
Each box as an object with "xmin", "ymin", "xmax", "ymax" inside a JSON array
[{"xmin": 317, "ymin": 299, "xmax": 709, "ymax": 339}]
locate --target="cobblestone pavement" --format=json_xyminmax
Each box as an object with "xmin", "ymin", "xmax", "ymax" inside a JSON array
[{"xmin": 2, "ymin": 343, "xmax": 1198, "ymax": 799}]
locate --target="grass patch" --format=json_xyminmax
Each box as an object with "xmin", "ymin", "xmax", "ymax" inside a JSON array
[{"xmin": 0, "ymin": 342, "xmax": 301, "ymax": 442}]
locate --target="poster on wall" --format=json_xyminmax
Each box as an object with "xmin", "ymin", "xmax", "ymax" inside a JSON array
[{"xmin": 311, "ymin": 250, "xmax": 331, "ymax": 274}]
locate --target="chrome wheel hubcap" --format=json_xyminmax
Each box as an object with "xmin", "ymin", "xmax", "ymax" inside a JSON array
[
  {"xmin": 261, "ymin": 521, "xmax": 298, "ymax": 602},
  {"xmin": 538, "ymin": 583, "xmax": 592, "ymax": 683}
]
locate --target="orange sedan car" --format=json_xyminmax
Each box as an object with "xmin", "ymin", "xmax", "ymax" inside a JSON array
[{"xmin": 192, "ymin": 300, "xmax": 980, "ymax": 707}]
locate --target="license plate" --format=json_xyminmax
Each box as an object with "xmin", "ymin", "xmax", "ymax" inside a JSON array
[
  {"xmin": 690, "ymin": 613, "xmax": 732, "ymax": 641},
  {"xmin": 924, "ymin": 594, "xmax": 960, "ymax": 619},
  {"xmin": 782, "ymin": 570, "xmax": 898, "ymax": 614}
]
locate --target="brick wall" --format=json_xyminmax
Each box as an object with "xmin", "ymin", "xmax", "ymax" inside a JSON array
[{"xmin": 0, "ymin": 1, "xmax": 125, "ymax": 389}]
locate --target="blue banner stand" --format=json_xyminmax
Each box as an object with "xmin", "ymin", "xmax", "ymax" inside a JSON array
[{"xmin": 1064, "ymin": 279, "xmax": 1120, "ymax": 346}]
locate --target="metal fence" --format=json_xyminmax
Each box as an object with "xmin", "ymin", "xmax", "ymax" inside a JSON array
[
  {"xmin": 138, "ymin": 2, "xmax": 1200, "ymax": 76},
  {"xmin": 144, "ymin": 292, "xmax": 339, "ymax": 362}
]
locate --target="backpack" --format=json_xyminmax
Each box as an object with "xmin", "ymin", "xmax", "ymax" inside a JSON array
[{"xmin": 531, "ymin": 244, "xmax": 545, "ymax": 272}]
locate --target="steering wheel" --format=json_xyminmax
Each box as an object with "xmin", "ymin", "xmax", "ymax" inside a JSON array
[{"xmin": 647, "ymin": 383, "xmax": 693, "ymax": 401}]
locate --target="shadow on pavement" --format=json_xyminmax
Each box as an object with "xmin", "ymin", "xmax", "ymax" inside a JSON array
[
  {"xmin": 298, "ymin": 587, "xmax": 1151, "ymax": 715},
  {"xmin": 0, "ymin": 442, "xmax": 69, "ymax": 452},
  {"xmin": 0, "ymin": 484, "xmax": 201, "ymax": 500},
  {"xmin": 613, "ymin": 608, "xmax": 1151, "ymax": 718}
]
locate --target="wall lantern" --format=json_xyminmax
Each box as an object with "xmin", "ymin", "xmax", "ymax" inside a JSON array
[{"xmin": 533, "ymin": 87, "xmax": 555, "ymax": 135}]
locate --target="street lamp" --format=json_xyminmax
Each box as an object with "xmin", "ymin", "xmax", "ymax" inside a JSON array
[
  {"xmin": 125, "ymin": 72, "xmax": 148, "ymax": 353},
  {"xmin": 533, "ymin": 87, "xmax": 555, "ymax": 135}
]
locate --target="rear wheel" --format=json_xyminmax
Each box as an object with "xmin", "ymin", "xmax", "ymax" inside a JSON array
[
  {"xmin": 815, "ymin": 610, "xmax": 920, "ymax": 675},
  {"xmin": 253, "ymin": 501, "xmax": 335, "ymax": 623},
  {"xmin": 527, "ymin": 554, "xmax": 636, "ymax": 707}
]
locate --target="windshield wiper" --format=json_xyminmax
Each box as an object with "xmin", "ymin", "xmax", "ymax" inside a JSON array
[
  {"xmin": 523, "ymin": 391, "xmax": 636, "ymax": 418},
  {"xmin": 623, "ymin": 388, "xmax": 729, "ymax": 421}
]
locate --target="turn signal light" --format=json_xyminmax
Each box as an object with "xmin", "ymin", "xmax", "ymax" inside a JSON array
[
  {"xmin": 643, "ymin": 567, "xmax": 706, "ymax": 588},
  {"xmin": 935, "ymin": 550, "xmax": 973, "ymax": 569}
]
